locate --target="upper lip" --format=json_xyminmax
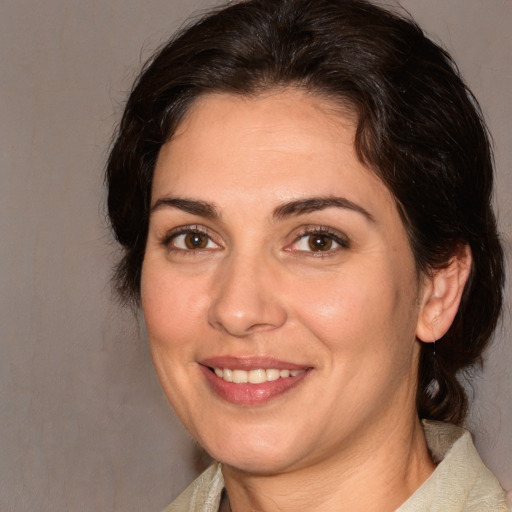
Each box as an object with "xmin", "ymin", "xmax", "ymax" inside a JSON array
[{"xmin": 200, "ymin": 356, "xmax": 310, "ymax": 371}]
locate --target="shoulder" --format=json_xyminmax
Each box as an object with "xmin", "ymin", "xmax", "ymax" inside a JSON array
[
  {"xmin": 162, "ymin": 463, "xmax": 224, "ymax": 512},
  {"xmin": 398, "ymin": 421, "xmax": 509, "ymax": 512}
]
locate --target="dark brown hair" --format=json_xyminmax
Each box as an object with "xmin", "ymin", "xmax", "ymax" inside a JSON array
[{"xmin": 106, "ymin": 0, "xmax": 504, "ymax": 424}]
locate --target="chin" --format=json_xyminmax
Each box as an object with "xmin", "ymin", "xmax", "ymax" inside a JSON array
[
  {"xmin": 198, "ymin": 423, "xmax": 312, "ymax": 476},
  {"xmin": 218, "ymin": 449, "xmax": 298, "ymax": 476}
]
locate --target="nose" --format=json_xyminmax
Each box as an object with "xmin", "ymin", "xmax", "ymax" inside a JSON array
[{"xmin": 207, "ymin": 253, "xmax": 288, "ymax": 337}]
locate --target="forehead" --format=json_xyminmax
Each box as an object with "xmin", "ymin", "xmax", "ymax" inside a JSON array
[
  {"xmin": 175, "ymin": 88, "xmax": 357, "ymax": 139},
  {"xmin": 152, "ymin": 89, "xmax": 383, "ymax": 200},
  {"xmin": 149, "ymin": 90, "xmax": 411, "ymax": 246}
]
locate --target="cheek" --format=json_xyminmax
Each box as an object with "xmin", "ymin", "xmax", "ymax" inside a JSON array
[
  {"xmin": 291, "ymin": 262, "xmax": 419, "ymax": 368},
  {"xmin": 140, "ymin": 263, "xmax": 207, "ymax": 423},
  {"xmin": 141, "ymin": 262, "xmax": 207, "ymax": 350},
  {"xmin": 291, "ymin": 268, "xmax": 391, "ymax": 340}
]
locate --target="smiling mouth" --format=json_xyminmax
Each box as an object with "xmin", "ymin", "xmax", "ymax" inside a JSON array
[
  {"xmin": 211, "ymin": 367, "xmax": 305, "ymax": 384},
  {"xmin": 200, "ymin": 362, "xmax": 311, "ymax": 405}
]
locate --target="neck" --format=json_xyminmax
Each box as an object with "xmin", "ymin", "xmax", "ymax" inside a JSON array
[{"xmin": 222, "ymin": 416, "xmax": 434, "ymax": 512}]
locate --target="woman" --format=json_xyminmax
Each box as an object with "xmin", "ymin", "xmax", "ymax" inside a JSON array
[{"xmin": 106, "ymin": 0, "xmax": 508, "ymax": 510}]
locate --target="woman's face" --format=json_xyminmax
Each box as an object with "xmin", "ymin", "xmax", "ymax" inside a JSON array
[{"xmin": 141, "ymin": 89, "xmax": 427, "ymax": 475}]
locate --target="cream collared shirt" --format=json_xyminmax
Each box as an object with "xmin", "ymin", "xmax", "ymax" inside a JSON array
[{"xmin": 164, "ymin": 421, "xmax": 509, "ymax": 512}]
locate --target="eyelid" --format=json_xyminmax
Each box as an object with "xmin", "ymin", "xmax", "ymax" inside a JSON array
[
  {"xmin": 285, "ymin": 225, "xmax": 350, "ymax": 253},
  {"xmin": 160, "ymin": 224, "xmax": 222, "ymax": 251}
]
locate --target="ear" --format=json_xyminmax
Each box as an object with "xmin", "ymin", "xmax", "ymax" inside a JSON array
[{"xmin": 416, "ymin": 245, "xmax": 472, "ymax": 343}]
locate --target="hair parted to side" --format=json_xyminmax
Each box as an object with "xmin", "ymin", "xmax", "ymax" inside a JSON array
[{"xmin": 106, "ymin": 0, "xmax": 504, "ymax": 425}]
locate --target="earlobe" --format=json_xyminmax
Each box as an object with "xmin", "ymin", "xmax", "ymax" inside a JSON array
[{"xmin": 416, "ymin": 245, "xmax": 472, "ymax": 343}]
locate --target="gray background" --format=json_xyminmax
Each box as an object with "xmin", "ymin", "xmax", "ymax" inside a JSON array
[{"xmin": 1, "ymin": 0, "xmax": 510, "ymax": 510}]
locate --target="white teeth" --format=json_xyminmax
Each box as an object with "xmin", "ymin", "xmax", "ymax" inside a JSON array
[
  {"xmin": 232, "ymin": 369, "xmax": 248, "ymax": 383},
  {"xmin": 212, "ymin": 367, "xmax": 304, "ymax": 384},
  {"xmin": 248, "ymin": 369, "xmax": 266, "ymax": 384},
  {"xmin": 266, "ymin": 369, "xmax": 280, "ymax": 381}
]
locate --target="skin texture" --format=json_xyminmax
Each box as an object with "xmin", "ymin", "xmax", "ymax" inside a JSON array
[{"xmin": 141, "ymin": 89, "xmax": 470, "ymax": 511}]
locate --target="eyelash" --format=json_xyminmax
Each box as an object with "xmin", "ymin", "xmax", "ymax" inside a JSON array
[
  {"xmin": 288, "ymin": 226, "xmax": 350, "ymax": 255},
  {"xmin": 160, "ymin": 225, "xmax": 221, "ymax": 253},
  {"xmin": 159, "ymin": 225, "xmax": 350, "ymax": 255}
]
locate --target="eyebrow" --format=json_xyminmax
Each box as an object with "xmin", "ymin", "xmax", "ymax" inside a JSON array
[
  {"xmin": 150, "ymin": 197, "xmax": 220, "ymax": 219},
  {"xmin": 273, "ymin": 196, "xmax": 375, "ymax": 222},
  {"xmin": 150, "ymin": 195, "xmax": 374, "ymax": 222}
]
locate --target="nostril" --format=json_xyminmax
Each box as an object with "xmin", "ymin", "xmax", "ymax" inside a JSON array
[{"xmin": 206, "ymin": 258, "xmax": 288, "ymax": 336}]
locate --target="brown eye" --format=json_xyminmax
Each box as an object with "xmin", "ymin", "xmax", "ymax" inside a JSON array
[
  {"xmin": 287, "ymin": 229, "xmax": 348, "ymax": 254},
  {"xmin": 168, "ymin": 229, "xmax": 220, "ymax": 251},
  {"xmin": 308, "ymin": 234, "xmax": 333, "ymax": 251},
  {"xmin": 184, "ymin": 232, "xmax": 209, "ymax": 249}
]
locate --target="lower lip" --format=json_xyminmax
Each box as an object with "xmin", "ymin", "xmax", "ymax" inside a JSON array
[{"xmin": 200, "ymin": 366, "xmax": 310, "ymax": 405}]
